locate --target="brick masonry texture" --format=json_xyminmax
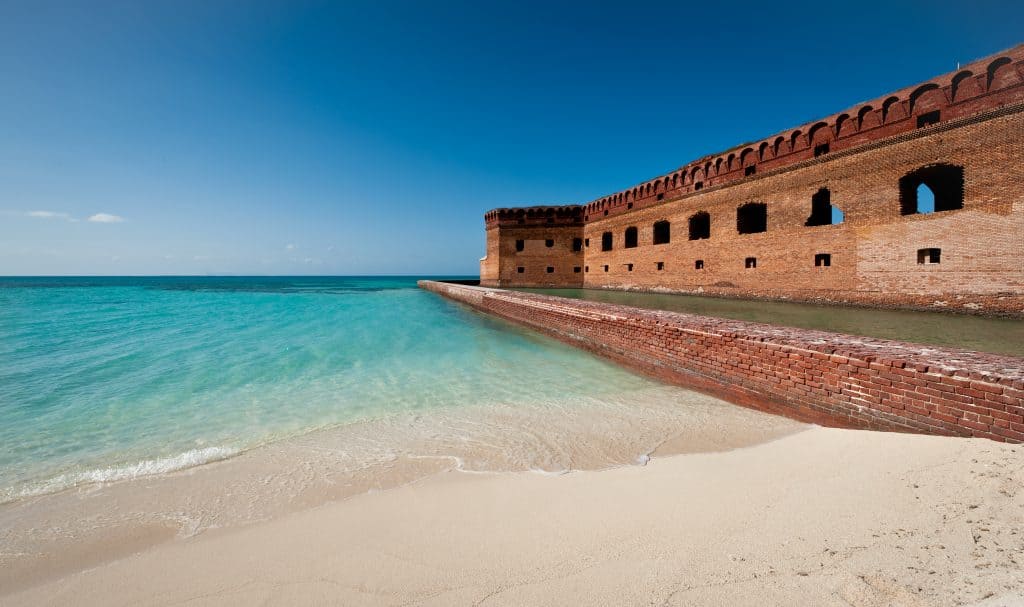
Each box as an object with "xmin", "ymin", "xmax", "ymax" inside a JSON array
[
  {"xmin": 420, "ymin": 281, "xmax": 1024, "ymax": 443},
  {"xmin": 479, "ymin": 46, "xmax": 1024, "ymax": 317}
]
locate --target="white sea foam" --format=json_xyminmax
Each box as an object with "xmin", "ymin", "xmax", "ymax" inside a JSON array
[{"xmin": 2, "ymin": 446, "xmax": 239, "ymax": 504}]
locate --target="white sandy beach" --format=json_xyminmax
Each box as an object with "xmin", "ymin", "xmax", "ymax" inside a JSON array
[{"xmin": 3, "ymin": 426, "xmax": 1022, "ymax": 606}]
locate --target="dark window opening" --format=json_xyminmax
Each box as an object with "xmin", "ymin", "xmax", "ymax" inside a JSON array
[
  {"xmin": 695, "ymin": 259, "xmax": 704, "ymax": 270},
  {"xmin": 626, "ymin": 263, "xmax": 633, "ymax": 272},
  {"xmin": 546, "ymin": 266, "xmax": 554, "ymax": 273},
  {"xmin": 745, "ymin": 257, "xmax": 757, "ymax": 269},
  {"xmin": 585, "ymin": 215, "xmax": 589, "ymax": 221},
  {"xmin": 517, "ymin": 219, "xmax": 525, "ymax": 224},
  {"xmin": 515, "ymin": 239, "xmax": 525, "ymax": 251},
  {"xmin": 917, "ymin": 248, "xmax": 941, "ymax": 264},
  {"xmin": 572, "ymin": 238, "xmax": 583, "ymax": 252},
  {"xmin": 517, "ymin": 267, "xmax": 524, "ymax": 273},
  {"xmin": 573, "ymin": 266, "xmax": 581, "ymax": 273},
  {"xmin": 814, "ymin": 253, "xmax": 831, "ymax": 267},
  {"xmin": 627, "ymin": 202, "xmax": 633, "ymax": 209},
  {"xmin": 656, "ymin": 262, "xmax": 664, "ymax": 271},
  {"xmin": 656, "ymin": 193, "xmax": 664, "ymax": 201},
  {"xmin": 603, "ymin": 210, "xmax": 608, "ymax": 216},
  {"xmin": 653, "ymin": 220, "xmax": 671, "ymax": 245},
  {"xmin": 899, "ymin": 164, "xmax": 964, "ymax": 215},
  {"xmin": 737, "ymin": 203, "xmax": 768, "ymax": 234},
  {"xmin": 744, "ymin": 166, "xmax": 756, "ymax": 176},
  {"xmin": 585, "ymin": 266, "xmax": 589, "ymax": 273},
  {"xmin": 624, "ymin": 226, "xmax": 638, "ymax": 248},
  {"xmin": 601, "ymin": 232, "xmax": 613, "ymax": 251},
  {"xmin": 805, "ymin": 188, "xmax": 843, "ymax": 226},
  {"xmin": 814, "ymin": 143, "xmax": 830, "ymax": 157},
  {"xmin": 694, "ymin": 181, "xmax": 704, "ymax": 191},
  {"xmin": 546, "ymin": 218, "xmax": 554, "ymax": 224},
  {"xmin": 917, "ymin": 110, "xmax": 940, "ymax": 128},
  {"xmin": 688, "ymin": 212, "xmax": 710, "ymax": 240},
  {"xmin": 584, "ymin": 238, "xmax": 590, "ymax": 247},
  {"xmin": 545, "ymin": 239, "xmax": 554, "ymax": 248},
  {"xmin": 603, "ymin": 265, "xmax": 609, "ymax": 272}
]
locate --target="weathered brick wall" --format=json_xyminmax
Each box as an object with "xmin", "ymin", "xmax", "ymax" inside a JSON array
[
  {"xmin": 480, "ymin": 46, "xmax": 1024, "ymax": 316},
  {"xmin": 420, "ymin": 280, "xmax": 1024, "ymax": 443}
]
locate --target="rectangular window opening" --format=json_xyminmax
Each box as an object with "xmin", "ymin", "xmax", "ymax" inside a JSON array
[
  {"xmin": 584, "ymin": 238, "xmax": 590, "ymax": 247},
  {"xmin": 626, "ymin": 263, "xmax": 633, "ymax": 272},
  {"xmin": 744, "ymin": 166, "xmax": 756, "ymax": 176},
  {"xmin": 603, "ymin": 265, "xmax": 609, "ymax": 272},
  {"xmin": 656, "ymin": 193, "xmax": 665, "ymax": 201},
  {"xmin": 546, "ymin": 218, "xmax": 554, "ymax": 224},
  {"xmin": 546, "ymin": 266, "xmax": 554, "ymax": 273},
  {"xmin": 656, "ymin": 262, "xmax": 664, "ymax": 271},
  {"xmin": 517, "ymin": 267, "xmax": 524, "ymax": 273},
  {"xmin": 694, "ymin": 181, "xmax": 704, "ymax": 191},
  {"xmin": 917, "ymin": 110, "xmax": 940, "ymax": 129},
  {"xmin": 515, "ymin": 239, "xmax": 524, "ymax": 252},
  {"xmin": 545, "ymin": 239, "xmax": 554, "ymax": 248},
  {"xmin": 627, "ymin": 202, "xmax": 633, "ymax": 209},
  {"xmin": 917, "ymin": 248, "xmax": 941, "ymax": 264},
  {"xmin": 573, "ymin": 266, "xmax": 581, "ymax": 273},
  {"xmin": 585, "ymin": 266, "xmax": 589, "ymax": 273},
  {"xmin": 745, "ymin": 257, "xmax": 757, "ymax": 269},
  {"xmin": 814, "ymin": 143, "xmax": 830, "ymax": 157},
  {"xmin": 695, "ymin": 260, "xmax": 704, "ymax": 270},
  {"xmin": 814, "ymin": 253, "xmax": 831, "ymax": 267},
  {"xmin": 572, "ymin": 238, "xmax": 583, "ymax": 252}
]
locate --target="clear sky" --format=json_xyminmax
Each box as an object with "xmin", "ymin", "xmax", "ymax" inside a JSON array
[{"xmin": 1, "ymin": 1, "xmax": 1020, "ymax": 276}]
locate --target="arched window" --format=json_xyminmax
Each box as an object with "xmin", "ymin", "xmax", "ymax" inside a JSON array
[
  {"xmin": 736, "ymin": 203, "xmax": 767, "ymax": 234},
  {"xmin": 653, "ymin": 220, "xmax": 670, "ymax": 245},
  {"xmin": 624, "ymin": 226, "xmax": 638, "ymax": 248},
  {"xmin": 899, "ymin": 164, "xmax": 964, "ymax": 215},
  {"xmin": 805, "ymin": 188, "xmax": 844, "ymax": 226},
  {"xmin": 688, "ymin": 212, "xmax": 710, "ymax": 240}
]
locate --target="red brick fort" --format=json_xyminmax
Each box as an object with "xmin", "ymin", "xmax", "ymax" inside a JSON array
[{"xmin": 479, "ymin": 45, "xmax": 1024, "ymax": 315}]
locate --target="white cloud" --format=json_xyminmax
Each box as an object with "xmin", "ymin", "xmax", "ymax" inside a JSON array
[
  {"xmin": 285, "ymin": 243, "xmax": 296, "ymax": 250},
  {"xmin": 87, "ymin": 213, "xmax": 125, "ymax": 223},
  {"xmin": 26, "ymin": 210, "xmax": 76, "ymax": 222}
]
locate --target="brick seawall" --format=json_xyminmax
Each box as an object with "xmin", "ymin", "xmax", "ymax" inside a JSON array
[{"xmin": 419, "ymin": 280, "xmax": 1024, "ymax": 442}]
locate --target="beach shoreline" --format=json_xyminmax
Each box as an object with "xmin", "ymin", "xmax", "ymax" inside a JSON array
[{"xmin": 3, "ymin": 426, "xmax": 1022, "ymax": 606}]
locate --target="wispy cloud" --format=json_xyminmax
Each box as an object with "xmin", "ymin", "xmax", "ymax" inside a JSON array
[
  {"xmin": 87, "ymin": 213, "xmax": 125, "ymax": 223},
  {"xmin": 26, "ymin": 210, "xmax": 77, "ymax": 222},
  {"xmin": 285, "ymin": 243, "xmax": 296, "ymax": 250}
]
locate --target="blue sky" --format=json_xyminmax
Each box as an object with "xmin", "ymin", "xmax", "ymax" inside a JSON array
[{"xmin": 1, "ymin": 1, "xmax": 1020, "ymax": 276}]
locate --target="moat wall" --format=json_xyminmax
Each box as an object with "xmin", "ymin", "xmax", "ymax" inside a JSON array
[
  {"xmin": 420, "ymin": 281, "xmax": 1024, "ymax": 443},
  {"xmin": 479, "ymin": 46, "xmax": 1024, "ymax": 315}
]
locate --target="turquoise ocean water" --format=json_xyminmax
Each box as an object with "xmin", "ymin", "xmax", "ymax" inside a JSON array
[{"xmin": 0, "ymin": 276, "xmax": 670, "ymax": 503}]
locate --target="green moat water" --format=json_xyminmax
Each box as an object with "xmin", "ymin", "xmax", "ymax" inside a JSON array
[{"xmin": 514, "ymin": 288, "xmax": 1024, "ymax": 358}]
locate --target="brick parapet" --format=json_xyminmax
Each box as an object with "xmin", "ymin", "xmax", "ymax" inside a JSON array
[{"xmin": 420, "ymin": 280, "xmax": 1024, "ymax": 443}]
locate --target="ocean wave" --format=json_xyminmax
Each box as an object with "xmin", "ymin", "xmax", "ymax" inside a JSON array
[{"xmin": 1, "ymin": 446, "xmax": 239, "ymax": 504}]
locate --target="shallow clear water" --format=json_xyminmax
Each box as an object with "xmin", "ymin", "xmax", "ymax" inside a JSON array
[
  {"xmin": 0, "ymin": 276, "xmax": 692, "ymax": 502},
  {"xmin": 515, "ymin": 287, "xmax": 1024, "ymax": 357}
]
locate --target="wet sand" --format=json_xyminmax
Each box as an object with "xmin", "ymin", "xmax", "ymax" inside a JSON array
[{"xmin": 3, "ymin": 426, "xmax": 1022, "ymax": 606}]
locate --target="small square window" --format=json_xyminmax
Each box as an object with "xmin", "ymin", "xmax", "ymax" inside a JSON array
[
  {"xmin": 744, "ymin": 166, "xmax": 756, "ymax": 176},
  {"xmin": 604, "ymin": 210, "xmax": 609, "ymax": 216},
  {"xmin": 695, "ymin": 260, "xmax": 704, "ymax": 270},
  {"xmin": 694, "ymin": 182, "xmax": 704, "ymax": 191},
  {"xmin": 517, "ymin": 267, "xmax": 524, "ymax": 273},
  {"xmin": 656, "ymin": 193, "xmax": 664, "ymax": 201},
  {"xmin": 917, "ymin": 110, "xmax": 940, "ymax": 128},
  {"xmin": 656, "ymin": 262, "xmax": 664, "ymax": 271},
  {"xmin": 546, "ymin": 266, "xmax": 554, "ymax": 273},
  {"xmin": 815, "ymin": 253, "xmax": 831, "ymax": 267},
  {"xmin": 573, "ymin": 266, "xmax": 581, "ymax": 273},
  {"xmin": 627, "ymin": 203, "xmax": 633, "ymax": 209},
  {"xmin": 626, "ymin": 263, "xmax": 633, "ymax": 272},
  {"xmin": 917, "ymin": 248, "xmax": 941, "ymax": 264},
  {"xmin": 814, "ymin": 143, "xmax": 830, "ymax": 157},
  {"xmin": 603, "ymin": 265, "xmax": 609, "ymax": 272},
  {"xmin": 545, "ymin": 239, "xmax": 554, "ymax": 248},
  {"xmin": 515, "ymin": 239, "xmax": 524, "ymax": 252},
  {"xmin": 745, "ymin": 257, "xmax": 757, "ymax": 269}
]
